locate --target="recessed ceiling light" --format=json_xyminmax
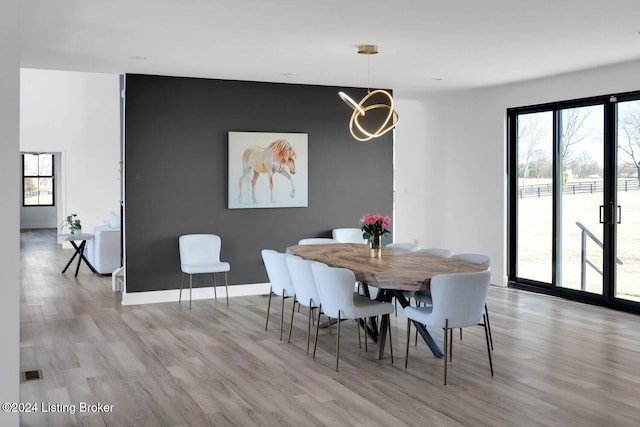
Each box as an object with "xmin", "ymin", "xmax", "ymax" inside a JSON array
[
  {"xmin": 431, "ymin": 77, "xmax": 443, "ymax": 81},
  {"xmin": 129, "ymin": 55, "xmax": 147, "ymax": 60},
  {"xmin": 279, "ymin": 72, "xmax": 296, "ymax": 78}
]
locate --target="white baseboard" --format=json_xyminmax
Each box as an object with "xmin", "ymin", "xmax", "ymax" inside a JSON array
[{"xmin": 121, "ymin": 282, "xmax": 271, "ymax": 306}]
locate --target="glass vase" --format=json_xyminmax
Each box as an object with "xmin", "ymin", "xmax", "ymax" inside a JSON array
[{"xmin": 369, "ymin": 234, "xmax": 382, "ymax": 258}]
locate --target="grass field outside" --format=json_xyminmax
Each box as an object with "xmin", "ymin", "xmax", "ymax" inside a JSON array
[{"xmin": 517, "ymin": 179, "xmax": 640, "ymax": 300}]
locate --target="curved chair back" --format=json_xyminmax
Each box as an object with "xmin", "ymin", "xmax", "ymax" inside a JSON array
[
  {"xmin": 332, "ymin": 228, "xmax": 367, "ymax": 244},
  {"xmin": 179, "ymin": 234, "xmax": 222, "ymax": 269},
  {"xmin": 418, "ymin": 248, "xmax": 453, "ymax": 258},
  {"xmin": 429, "ymin": 271, "xmax": 491, "ymax": 329},
  {"xmin": 298, "ymin": 238, "xmax": 340, "ymax": 245},
  {"xmin": 261, "ymin": 249, "xmax": 295, "ymax": 297},
  {"xmin": 286, "ymin": 255, "xmax": 321, "ymax": 308},
  {"xmin": 451, "ymin": 253, "xmax": 491, "ymax": 268},
  {"xmin": 386, "ymin": 242, "xmax": 420, "ymax": 251},
  {"xmin": 311, "ymin": 263, "xmax": 358, "ymax": 318}
]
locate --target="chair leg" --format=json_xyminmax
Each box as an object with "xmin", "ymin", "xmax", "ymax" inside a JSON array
[
  {"xmin": 444, "ymin": 319, "xmax": 449, "ymax": 385},
  {"xmin": 449, "ymin": 328, "xmax": 453, "ymax": 362},
  {"xmin": 483, "ymin": 314, "xmax": 494, "ymax": 377},
  {"xmin": 388, "ymin": 316, "xmax": 394, "ymax": 364},
  {"xmin": 485, "ymin": 303, "xmax": 493, "ymax": 350},
  {"xmin": 280, "ymin": 289, "xmax": 285, "ymax": 341},
  {"xmin": 414, "ymin": 301, "xmax": 420, "ymax": 347},
  {"xmin": 405, "ymin": 318, "xmax": 411, "ymax": 369},
  {"xmin": 179, "ymin": 273, "xmax": 184, "ymax": 303},
  {"xmin": 336, "ymin": 311, "xmax": 341, "ymax": 371},
  {"xmin": 306, "ymin": 303, "xmax": 313, "ymax": 355},
  {"xmin": 288, "ymin": 297, "xmax": 297, "ymax": 343},
  {"xmin": 265, "ymin": 286, "xmax": 272, "ymax": 331},
  {"xmin": 189, "ymin": 274, "xmax": 193, "ymax": 310},
  {"xmin": 313, "ymin": 304, "xmax": 322, "ymax": 359},
  {"xmin": 357, "ymin": 318, "xmax": 362, "ymax": 349},
  {"xmin": 213, "ymin": 273, "xmax": 217, "ymax": 301},
  {"xmin": 224, "ymin": 271, "xmax": 229, "ymax": 307},
  {"xmin": 363, "ymin": 318, "xmax": 368, "ymax": 352},
  {"xmin": 460, "ymin": 328, "xmax": 462, "ymax": 340}
]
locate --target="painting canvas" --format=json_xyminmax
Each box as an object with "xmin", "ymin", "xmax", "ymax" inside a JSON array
[{"xmin": 228, "ymin": 131, "xmax": 309, "ymax": 209}]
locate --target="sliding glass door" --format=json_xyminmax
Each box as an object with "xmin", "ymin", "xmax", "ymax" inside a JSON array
[
  {"xmin": 615, "ymin": 99, "xmax": 640, "ymax": 302},
  {"xmin": 509, "ymin": 92, "xmax": 640, "ymax": 312},
  {"xmin": 557, "ymin": 105, "xmax": 604, "ymax": 295}
]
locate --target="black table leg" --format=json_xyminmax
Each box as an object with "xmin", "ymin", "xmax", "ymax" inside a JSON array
[
  {"xmin": 62, "ymin": 240, "xmax": 98, "ymax": 277},
  {"xmin": 61, "ymin": 246, "xmax": 80, "ymax": 274}
]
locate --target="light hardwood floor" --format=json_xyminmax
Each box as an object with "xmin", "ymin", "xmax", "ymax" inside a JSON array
[{"xmin": 19, "ymin": 229, "xmax": 640, "ymax": 426}]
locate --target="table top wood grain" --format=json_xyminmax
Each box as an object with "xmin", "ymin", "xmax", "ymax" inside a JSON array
[{"xmin": 286, "ymin": 243, "xmax": 487, "ymax": 291}]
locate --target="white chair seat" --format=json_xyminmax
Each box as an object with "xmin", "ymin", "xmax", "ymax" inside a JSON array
[
  {"xmin": 181, "ymin": 262, "xmax": 230, "ymax": 274},
  {"xmin": 351, "ymin": 294, "xmax": 394, "ymax": 318}
]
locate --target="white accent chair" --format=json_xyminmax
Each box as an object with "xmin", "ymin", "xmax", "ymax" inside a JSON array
[
  {"xmin": 262, "ymin": 249, "xmax": 296, "ymax": 340},
  {"xmin": 332, "ymin": 228, "xmax": 367, "ymax": 244},
  {"xmin": 403, "ymin": 270, "xmax": 493, "ymax": 385},
  {"xmin": 285, "ymin": 255, "xmax": 324, "ymax": 354},
  {"xmin": 386, "ymin": 242, "xmax": 420, "ymax": 251},
  {"xmin": 178, "ymin": 234, "xmax": 230, "ymax": 309},
  {"xmin": 311, "ymin": 262, "xmax": 395, "ymax": 371},
  {"xmin": 298, "ymin": 238, "xmax": 340, "ymax": 245}
]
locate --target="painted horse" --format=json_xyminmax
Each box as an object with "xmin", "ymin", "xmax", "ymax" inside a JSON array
[{"xmin": 238, "ymin": 139, "xmax": 297, "ymax": 203}]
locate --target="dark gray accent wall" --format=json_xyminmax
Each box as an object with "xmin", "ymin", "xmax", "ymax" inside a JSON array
[{"xmin": 124, "ymin": 74, "xmax": 393, "ymax": 292}]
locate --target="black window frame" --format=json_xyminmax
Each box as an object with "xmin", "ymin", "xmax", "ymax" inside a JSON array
[
  {"xmin": 22, "ymin": 152, "xmax": 55, "ymax": 207},
  {"xmin": 507, "ymin": 90, "xmax": 640, "ymax": 315}
]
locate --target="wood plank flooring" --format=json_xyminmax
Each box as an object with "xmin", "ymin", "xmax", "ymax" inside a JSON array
[{"xmin": 19, "ymin": 229, "xmax": 640, "ymax": 426}]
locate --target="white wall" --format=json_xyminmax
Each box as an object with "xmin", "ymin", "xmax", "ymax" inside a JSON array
[
  {"xmin": 20, "ymin": 69, "xmax": 121, "ymax": 234},
  {"xmin": 395, "ymin": 59, "xmax": 640, "ymax": 286},
  {"xmin": 0, "ymin": 1, "xmax": 20, "ymax": 424},
  {"xmin": 394, "ymin": 98, "xmax": 447, "ymax": 246}
]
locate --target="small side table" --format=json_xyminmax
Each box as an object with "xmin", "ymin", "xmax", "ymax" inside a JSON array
[{"xmin": 59, "ymin": 233, "xmax": 97, "ymax": 277}]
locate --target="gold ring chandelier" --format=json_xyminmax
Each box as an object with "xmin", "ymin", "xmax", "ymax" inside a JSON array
[{"xmin": 339, "ymin": 45, "xmax": 399, "ymax": 141}]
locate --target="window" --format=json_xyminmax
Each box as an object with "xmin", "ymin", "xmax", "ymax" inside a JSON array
[{"xmin": 23, "ymin": 153, "xmax": 54, "ymax": 206}]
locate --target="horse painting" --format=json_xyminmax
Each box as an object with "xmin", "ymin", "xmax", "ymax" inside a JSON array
[{"xmin": 238, "ymin": 139, "xmax": 297, "ymax": 204}]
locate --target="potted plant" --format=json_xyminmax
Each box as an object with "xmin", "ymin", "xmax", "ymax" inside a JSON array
[{"xmin": 60, "ymin": 214, "xmax": 82, "ymax": 235}]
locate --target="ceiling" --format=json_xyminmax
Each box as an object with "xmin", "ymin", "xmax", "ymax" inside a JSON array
[{"xmin": 19, "ymin": 1, "xmax": 640, "ymax": 95}]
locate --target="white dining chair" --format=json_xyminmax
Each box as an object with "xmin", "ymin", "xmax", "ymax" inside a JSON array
[
  {"xmin": 413, "ymin": 252, "xmax": 493, "ymax": 348},
  {"xmin": 285, "ymin": 255, "xmax": 324, "ymax": 354},
  {"xmin": 386, "ymin": 242, "xmax": 420, "ymax": 251},
  {"xmin": 311, "ymin": 262, "xmax": 395, "ymax": 371},
  {"xmin": 403, "ymin": 270, "xmax": 493, "ymax": 385},
  {"xmin": 298, "ymin": 238, "xmax": 340, "ymax": 245},
  {"xmin": 386, "ymin": 242, "xmax": 421, "ymax": 315},
  {"xmin": 451, "ymin": 253, "xmax": 493, "ymax": 349},
  {"xmin": 417, "ymin": 248, "xmax": 454, "ymax": 257},
  {"xmin": 332, "ymin": 228, "xmax": 367, "ymax": 244},
  {"xmin": 262, "ymin": 249, "xmax": 296, "ymax": 340},
  {"xmin": 178, "ymin": 234, "xmax": 230, "ymax": 310},
  {"xmin": 411, "ymin": 248, "xmax": 454, "ymax": 309}
]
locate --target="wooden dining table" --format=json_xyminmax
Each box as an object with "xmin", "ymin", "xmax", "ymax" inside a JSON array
[{"xmin": 286, "ymin": 243, "xmax": 488, "ymax": 358}]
